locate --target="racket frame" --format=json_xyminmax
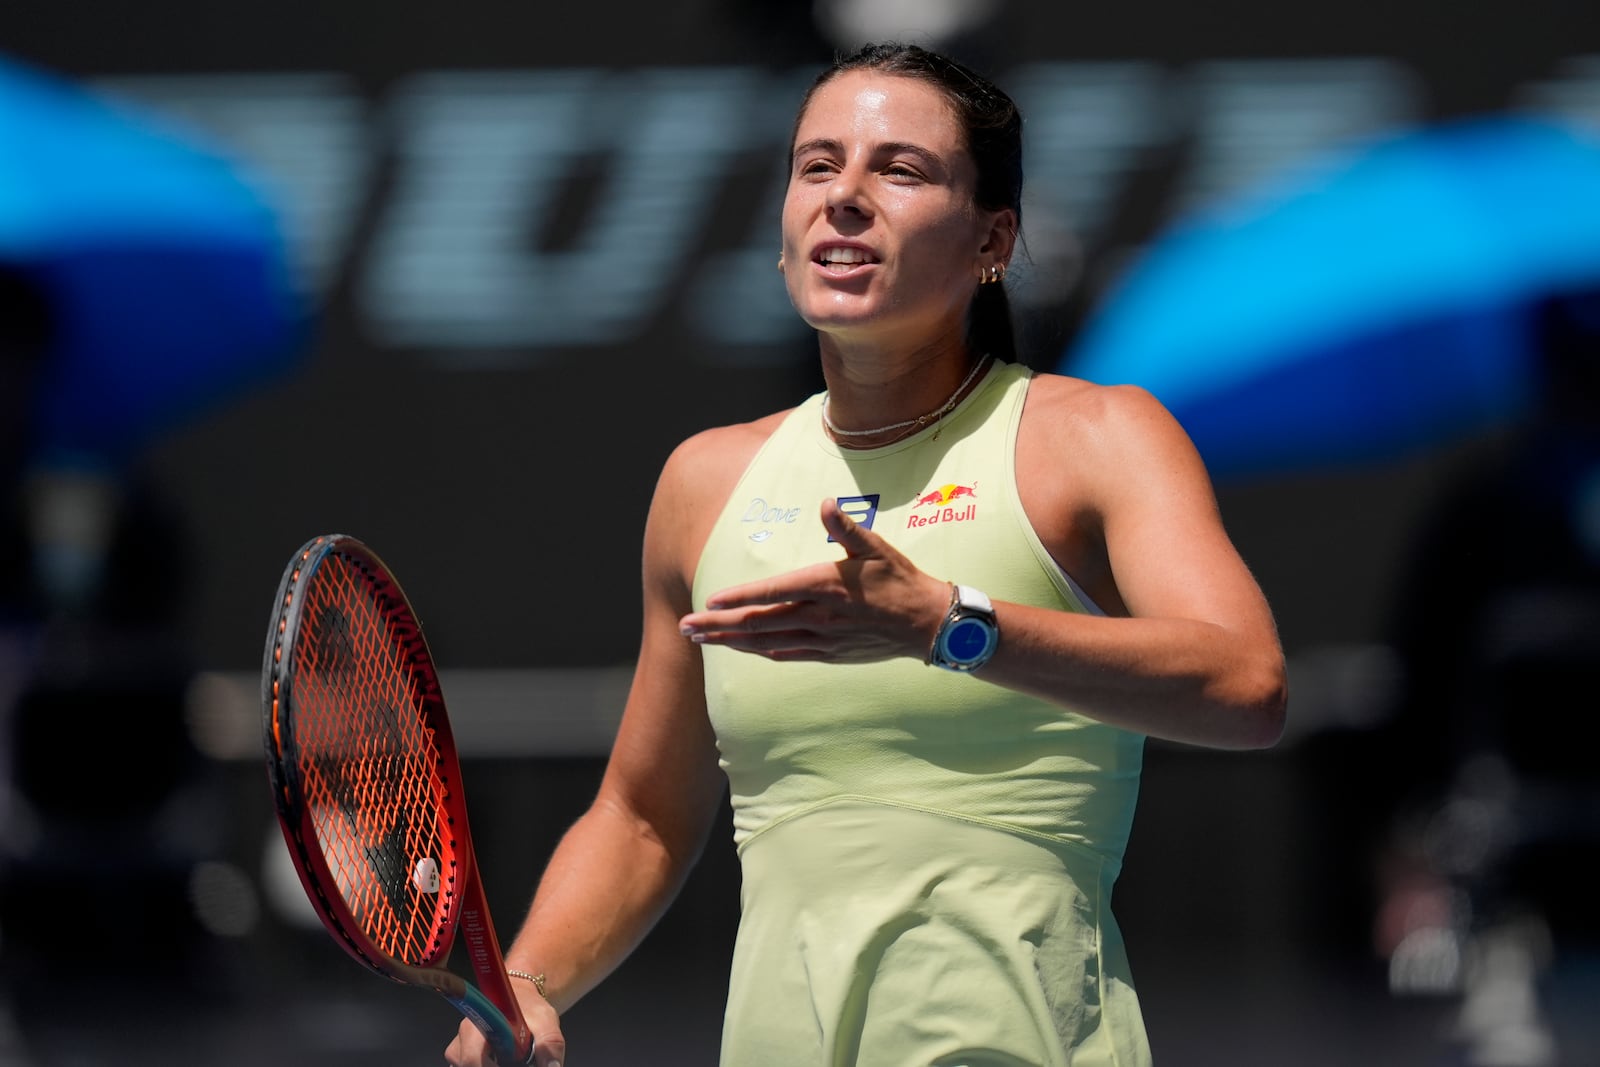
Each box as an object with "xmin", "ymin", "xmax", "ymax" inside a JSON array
[{"xmin": 263, "ymin": 534, "xmax": 533, "ymax": 1064}]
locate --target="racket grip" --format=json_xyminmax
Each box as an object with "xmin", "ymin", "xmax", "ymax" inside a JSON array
[{"xmin": 456, "ymin": 983, "xmax": 535, "ymax": 1064}]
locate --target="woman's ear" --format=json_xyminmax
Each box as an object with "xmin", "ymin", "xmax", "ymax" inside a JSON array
[{"xmin": 979, "ymin": 207, "xmax": 1019, "ymax": 265}]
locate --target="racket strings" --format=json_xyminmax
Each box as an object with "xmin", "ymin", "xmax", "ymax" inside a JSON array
[{"xmin": 291, "ymin": 556, "xmax": 458, "ymax": 966}]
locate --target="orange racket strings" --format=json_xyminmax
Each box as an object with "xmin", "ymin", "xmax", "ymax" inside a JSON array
[{"xmin": 289, "ymin": 555, "xmax": 457, "ymax": 967}]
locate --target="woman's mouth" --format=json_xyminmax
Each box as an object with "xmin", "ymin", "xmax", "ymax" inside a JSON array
[{"xmin": 815, "ymin": 246, "xmax": 878, "ymax": 273}]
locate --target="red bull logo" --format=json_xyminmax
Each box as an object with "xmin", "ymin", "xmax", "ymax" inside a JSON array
[
  {"xmin": 914, "ymin": 483, "xmax": 976, "ymax": 507},
  {"xmin": 908, "ymin": 482, "xmax": 977, "ymax": 528}
]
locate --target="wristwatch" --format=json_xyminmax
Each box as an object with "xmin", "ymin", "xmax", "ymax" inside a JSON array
[{"xmin": 927, "ymin": 583, "xmax": 1000, "ymax": 672}]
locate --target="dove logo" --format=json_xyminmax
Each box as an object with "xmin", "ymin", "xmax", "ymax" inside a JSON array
[{"xmin": 741, "ymin": 497, "xmax": 802, "ymax": 543}]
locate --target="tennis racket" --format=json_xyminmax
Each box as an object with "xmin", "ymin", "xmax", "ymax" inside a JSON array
[{"xmin": 262, "ymin": 533, "xmax": 533, "ymax": 1065}]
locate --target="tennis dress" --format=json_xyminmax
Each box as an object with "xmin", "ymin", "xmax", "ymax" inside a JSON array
[{"xmin": 693, "ymin": 360, "xmax": 1152, "ymax": 1067}]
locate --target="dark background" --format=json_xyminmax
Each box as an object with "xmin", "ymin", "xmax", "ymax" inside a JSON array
[
  {"xmin": 5, "ymin": 0, "xmax": 1597, "ymax": 669},
  {"xmin": 2, "ymin": 1, "xmax": 1599, "ymax": 1064}
]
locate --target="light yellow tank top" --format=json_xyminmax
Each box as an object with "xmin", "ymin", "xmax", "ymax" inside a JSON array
[
  {"xmin": 694, "ymin": 359, "xmax": 1151, "ymax": 1066},
  {"xmin": 694, "ymin": 359, "xmax": 1144, "ymax": 860}
]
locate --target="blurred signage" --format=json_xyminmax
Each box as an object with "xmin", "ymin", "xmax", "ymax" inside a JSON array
[{"xmin": 98, "ymin": 55, "xmax": 1600, "ymax": 362}]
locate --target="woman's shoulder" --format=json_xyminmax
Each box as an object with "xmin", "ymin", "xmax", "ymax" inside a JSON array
[
  {"xmin": 656, "ymin": 407, "xmax": 794, "ymax": 502},
  {"xmin": 1021, "ymin": 370, "xmax": 1177, "ymax": 445},
  {"xmin": 645, "ymin": 408, "xmax": 795, "ymax": 581},
  {"xmin": 1020, "ymin": 369, "xmax": 1212, "ymax": 513}
]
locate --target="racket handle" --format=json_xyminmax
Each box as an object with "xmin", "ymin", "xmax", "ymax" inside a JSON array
[{"xmin": 454, "ymin": 983, "xmax": 535, "ymax": 1064}]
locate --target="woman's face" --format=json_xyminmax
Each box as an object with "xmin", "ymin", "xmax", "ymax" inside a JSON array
[{"xmin": 781, "ymin": 70, "xmax": 1011, "ymax": 351}]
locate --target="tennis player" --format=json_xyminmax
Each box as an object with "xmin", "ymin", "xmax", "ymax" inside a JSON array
[{"xmin": 446, "ymin": 41, "xmax": 1286, "ymax": 1067}]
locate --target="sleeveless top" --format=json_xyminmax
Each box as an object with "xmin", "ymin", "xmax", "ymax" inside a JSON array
[{"xmin": 693, "ymin": 360, "xmax": 1152, "ymax": 1067}]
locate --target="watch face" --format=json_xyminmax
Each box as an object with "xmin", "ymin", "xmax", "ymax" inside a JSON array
[{"xmin": 944, "ymin": 617, "xmax": 995, "ymax": 664}]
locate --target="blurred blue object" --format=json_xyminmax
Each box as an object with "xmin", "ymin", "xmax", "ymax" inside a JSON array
[
  {"xmin": 1059, "ymin": 114, "xmax": 1600, "ymax": 481},
  {"xmin": 0, "ymin": 53, "xmax": 308, "ymax": 469}
]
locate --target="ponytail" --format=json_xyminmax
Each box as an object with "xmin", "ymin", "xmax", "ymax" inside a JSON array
[{"xmin": 968, "ymin": 278, "xmax": 1018, "ymax": 364}]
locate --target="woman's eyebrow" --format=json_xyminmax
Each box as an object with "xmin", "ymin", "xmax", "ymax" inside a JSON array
[
  {"xmin": 791, "ymin": 137, "xmax": 843, "ymax": 161},
  {"xmin": 791, "ymin": 138, "xmax": 947, "ymax": 170},
  {"xmin": 876, "ymin": 141, "xmax": 946, "ymax": 170}
]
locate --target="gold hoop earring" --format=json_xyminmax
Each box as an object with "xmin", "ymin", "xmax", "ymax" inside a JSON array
[{"xmin": 994, "ymin": 263, "xmax": 1007, "ymax": 283}]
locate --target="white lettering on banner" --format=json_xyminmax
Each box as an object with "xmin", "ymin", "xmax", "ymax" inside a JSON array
[
  {"xmin": 362, "ymin": 67, "xmax": 770, "ymax": 352},
  {"xmin": 1177, "ymin": 59, "xmax": 1422, "ymax": 213},
  {"xmin": 1516, "ymin": 55, "xmax": 1600, "ymax": 127},
  {"xmin": 93, "ymin": 73, "xmax": 374, "ymax": 298},
  {"xmin": 94, "ymin": 58, "xmax": 1600, "ymax": 362},
  {"xmin": 1006, "ymin": 61, "xmax": 1172, "ymax": 303}
]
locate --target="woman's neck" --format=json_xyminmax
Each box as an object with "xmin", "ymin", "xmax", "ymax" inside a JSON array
[{"xmin": 817, "ymin": 340, "xmax": 988, "ymax": 447}]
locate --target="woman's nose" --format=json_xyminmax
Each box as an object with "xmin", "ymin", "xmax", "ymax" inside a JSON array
[{"xmin": 825, "ymin": 165, "xmax": 870, "ymax": 217}]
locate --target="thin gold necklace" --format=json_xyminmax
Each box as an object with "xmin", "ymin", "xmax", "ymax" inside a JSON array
[{"xmin": 821, "ymin": 355, "xmax": 990, "ymax": 442}]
